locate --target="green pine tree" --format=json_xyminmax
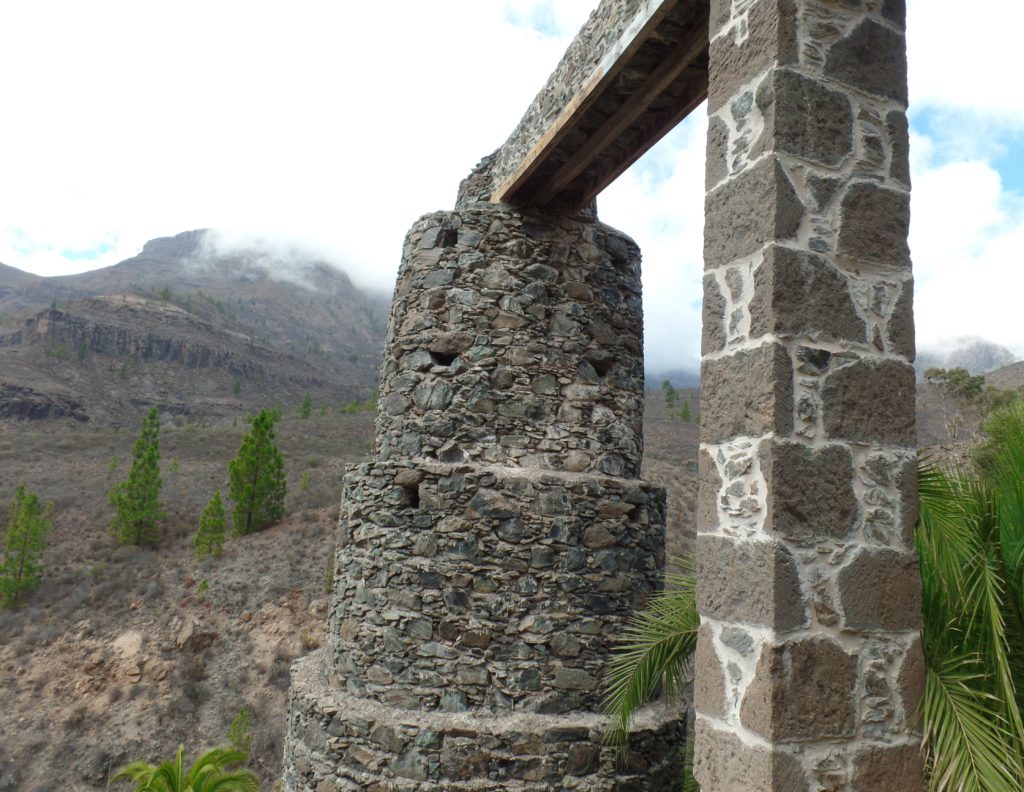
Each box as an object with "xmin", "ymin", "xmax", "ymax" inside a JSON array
[
  {"xmin": 1, "ymin": 486, "xmax": 53, "ymax": 608},
  {"xmin": 194, "ymin": 491, "xmax": 226, "ymax": 559},
  {"xmin": 300, "ymin": 393, "xmax": 312, "ymax": 419},
  {"xmin": 681, "ymin": 401, "xmax": 691, "ymax": 422},
  {"xmin": 109, "ymin": 407, "xmax": 164, "ymax": 547},
  {"xmin": 229, "ymin": 409, "xmax": 286, "ymax": 536},
  {"xmin": 661, "ymin": 379, "xmax": 678, "ymax": 408}
]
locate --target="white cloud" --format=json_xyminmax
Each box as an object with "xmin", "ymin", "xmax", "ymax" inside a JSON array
[{"xmin": 1, "ymin": 0, "xmax": 1022, "ymax": 370}]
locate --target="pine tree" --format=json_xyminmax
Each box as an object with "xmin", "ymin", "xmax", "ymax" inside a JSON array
[
  {"xmin": 109, "ymin": 407, "xmax": 164, "ymax": 547},
  {"xmin": 229, "ymin": 409, "xmax": 286, "ymax": 536},
  {"xmin": 299, "ymin": 393, "xmax": 312, "ymax": 419},
  {"xmin": 194, "ymin": 491, "xmax": 226, "ymax": 559},
  {"xmin": 681, "ymin": 401, "xmax": 691, "ymax": 422},
  {"xmin": 1, "ymin": 486, "xmax": 52, "ymax": 608}
]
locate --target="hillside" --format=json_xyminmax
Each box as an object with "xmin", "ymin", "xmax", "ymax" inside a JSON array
[
  {"xmin": 0, "ymin": 395, "xmax": 699, "ymax": 791},
  {"xmin": 0, "ymin": 231, "xmax": 389, "ymax": 425}
]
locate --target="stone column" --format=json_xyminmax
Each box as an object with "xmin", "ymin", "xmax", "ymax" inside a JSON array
[
  {"xmin": 282, "ymin": 197, "xmax": 685, "ymax": 790},
  {"xmin": 695, "ymin": 1, "xmax": 924, "ymax": 789}
]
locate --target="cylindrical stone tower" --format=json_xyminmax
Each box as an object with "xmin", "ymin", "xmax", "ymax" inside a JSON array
[{"xmin": 283, "ymin": 202, "xmax": 684, "ymax": 790}]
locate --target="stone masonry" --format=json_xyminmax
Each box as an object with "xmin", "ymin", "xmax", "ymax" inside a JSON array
[
  {"xmin": 282, "ymin": 203, "xmax": 685, "ymax": 789},
  {"xmin": 284, "ymin": 0, "xmax": 926, "ymax": 788},
  {"xmin": 695, "ymin": 1, "xmax": 924, "ymax": 789}
]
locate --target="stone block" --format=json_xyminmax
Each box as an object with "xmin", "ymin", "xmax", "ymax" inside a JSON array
[
  {"xmin": 700, "ymin": 343, "xmax": 794, "ymax": 444},
  {"xmin": 694, "ymin": 624, "xmax": 728, "ymax": 719},
  {"xmin": 739, "ymin": 637, "xmax": 857, "ymax": 741},
  {"xmin": 898, "ymin": 635, "xmax": 926, "ymax": 731},
  {"xmin": 838, "ymin": 548, "xmax": 922, "ymax": 631},
  {"xmin": 822, "ymin": 359, "xmax": 916, "ymax": 446},
  {"xmin": 697, "ymin": 535, "xmax": 807, "ymax": 631},
  {"xmin": 708, "ymin": 0, "xmax": 799, "ymax": 113},
  {"xmin": 837, "ymin": 181, "xmax": 911, "ymax": 268},
  {"xmin": 759, "ymin": 440, "xmax": 857, "ymax": 544},
  {"xmin": 705, "ymin": 158, "xmax": 803, "ymax": 269},
  {"xmin": 889, "ymin": 279, "xmax": 915, "ymax": 360},
  {"xmin": 749, "ymin": 246, "xmax": 865, "ymax": 343},
  {"xmin": 887, "ymin": 110, "xmax": 911, "ymax": 187},
  {"xmin": 756, "ymin": 69, "xmax": 853, "ymax": 167},
  {"xmin": 706, "ymin": 115, "xmax": 729, "ymax": 190},
  {"xmin": 825, "ymin": 19, "xmax": 908, "ymax": 105},
  {"xmin": 702, "ymin": 274, "xmax": 727, "ymax": 354},
  {"xmin": 850, "ymin": 743, "xmax": 926, "ymax": 791},
  {"xmin": 696, "ymin": 449, "xmax": 721, "ymax": 534},
  {"xmin": 693, "ymin": 725, "xmax": 809, "ymax": 791},
  {"xmin": 895, "ymin": 456, "xmax": 919, "ymax": 546}
]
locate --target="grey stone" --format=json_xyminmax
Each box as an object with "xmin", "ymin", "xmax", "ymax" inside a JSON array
[
  {"xmin": 749, "ymin": 246, "xmax": 865, "ymax": 343},
  {"xmin": 837, "ymin": 181, "xmax": 911, "ymax": 268},
  {"xmin": 851, "ymin": 744, "xmax": 926, "ymax": 791},
  {"xmin": 760, "ymin": 440, "xmax": 857, "ymax": 544},
  {"xmin": 706, "ymin": 115, "xmax": 729, "ymax": 190},
  {"xmin": 720, "ymin": 626, "xmax": 755, "ymax": 656},
  {"xmin": 707, "ymin": 0, "xmax": 799, "ymax": 113},
  {"xmin": 825, "ymin": 19, "xmax": 908, "ymax": 104},
  {"xmin": 697, "ymin": 535, "xmax": 807, "ymax": 631},
  {"xmin": 694, "ymin": 726, "xmax": 808, "ymax": 791},
  {"xmin": 838, "ymin": 549, "xmax": 922, "ymax": 631},
  {"xmin": 889, "ymin": 279, "xmax": 915, "ymax": 359},
  {"xmin": 700, "ymin": 343, "xmax": 794, "ymax": 444},
  {"xmin": 704, "ymin": 157, "xmax": 804, "ymax": 269},
  {"xmin": 694, "ymin": 624, "xmax": 728, "ymax": 719},
  {"xmin": 822, "ymin": 359, "xmax": 916, "ymax": 445},
  {"xmin": 740, "ymin": 637, "xmax": 858, "ymax": 741},
  {"xmin": 887, "ymin": 110, "xmax": 911, "ymax": 187},
  {"xmin": 702, "ymin": 274, "xmax": 727, "ymax": 354},
  {"xmin": 756, "ymin": 69, "xmax": 853, "ymax": 167}
]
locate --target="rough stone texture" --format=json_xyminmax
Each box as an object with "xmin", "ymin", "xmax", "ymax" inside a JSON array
[
  {"xmin": 825, "ymin": 19, "xmax": 908, "ymax": 105},
  {"xmin": 694, "ymin": 624, "xmax": 727, "ymax": 719},
  {"xmin": 693, "ymin": 725, "xmax": 809, "ymax": 791},
  {"xmin": 376, "ymin": 209, "xmax": 645, "ymax": 478},
  {"xmin": 701, "ymin": 273, "xmax": 727, "ymax": 354},
  {"xmin": 285, "ymin": 655, "xmax": 685, "ymax": 791},
  {"xmin": 822, "ymin": 359, "xmax": 916, "ymax": 446},
  {"xmin": 739, "ymin": 637, "xmax": 858, "ymax": 741},
  {"xmin": 700, "ymin": 0, "xmax": 922, "ymax": 784},
  {"xmin": 708, "ymin": 0, "xmax": 799, "ymax": 113},
  {"xmin": 696, "ymin": 449, "xmax": 720, "ymax": 534},
  {"xmin": 759, "ymin": 440, "xmax": 857, "ymax": 544},
  {"xmin": 837, "ymin": 181, "xmax": 911, "ymax": 269},
  {"xmin": 285, "ymin": 199, "xmax": 683, "ymax": 790},
  {"xmin": 748, "ymin": 245, "xmax": 866, "ymax": 343},
  {"xmin": 850, "ymin": 743, "xmax": 926, "ymax": 791},
  {"xmin": 704, "ymin": 157, "xmax": 804, "ymax": 269},
  {"xmin": 700, "ymin": 343, "xmax": 794, "ymax": 443},
  {"xmin": 889, "ymin": 279, "xmax": 915, "ymax": 359},
  {"xmin": 755, "ymin": 69, "xmax": 853, "ymax": 167},
  {"xmin": 697, "ymin": 535, "xmax": 807, "ymax": 631},
  {"xmin": 838, "ymin": 549, "xmax": 923, "ymax": 631},
  {"xmin": 898, "ymin": 635, "xmax": 926, "ymax": 732}
]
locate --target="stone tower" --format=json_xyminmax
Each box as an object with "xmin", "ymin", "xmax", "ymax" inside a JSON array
[{"xmin": 282, "ymin": 193, "xmax": 685, "ymax": 788}]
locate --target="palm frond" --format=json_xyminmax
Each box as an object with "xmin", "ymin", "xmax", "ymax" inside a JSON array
[{"xmin": 603, "ymin": 562, "xmax": 699, "ymax": 746}]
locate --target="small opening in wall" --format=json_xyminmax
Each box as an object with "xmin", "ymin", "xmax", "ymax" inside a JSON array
[
  {"xmin": 429, "ymin": 350, "xmax": 459, "ymax": 367},
  {"xmin": 585, "ymin": 354, "xmax": 613, "ymax": 377},
  {"xmin": 441, "ymin": 228, "xmax": 458, "ymax": 248},
  {"xmin": 403, "ymin": 484, "xmax": 420, "ymax": 510}
]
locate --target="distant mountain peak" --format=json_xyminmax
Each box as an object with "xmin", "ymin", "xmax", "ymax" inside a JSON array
[{"xmin": 139, "ymin": 229, "xmax": 210, "ymax": 261}]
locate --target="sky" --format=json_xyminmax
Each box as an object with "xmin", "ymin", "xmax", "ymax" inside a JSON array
[{"xmin": 0, "ymin": 0, "xmax": 1021, "ymax": 372}]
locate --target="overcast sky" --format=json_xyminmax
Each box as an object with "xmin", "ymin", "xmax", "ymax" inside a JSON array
[{"xmin": 1, "ymin": 1, "xmax": 1021, "ymax": 372}]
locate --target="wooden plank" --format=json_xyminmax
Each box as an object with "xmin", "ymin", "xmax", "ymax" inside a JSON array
[
  {"xmin": 565, "ymin": 68, "xmax": 709, "ymax": 210},
  {"xmin": 533, "ymin": 9, "xmax": 710, "ymax": 204},
  {"xmin": 490, "ymin": 0, "xmax": 680, "ymax": 204}
]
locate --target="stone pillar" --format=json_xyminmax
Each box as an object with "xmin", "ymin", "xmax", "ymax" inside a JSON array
[
  {"xmin": 695, "ymin": 1, "xmax": 924, "ymax": 789},
  {"xmin": 282, "ymin": 199, "xmax": 685, "ymax": 790}
]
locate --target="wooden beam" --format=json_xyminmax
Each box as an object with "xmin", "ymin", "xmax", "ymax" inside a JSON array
[
  {"xmin": 490, "ymin": 0, "xmax": 680, "ymax": 204},
  {"xmin": 566, "ymin": 67, "xmax": 709, "ymax": 210},
  {"xmin": 533, "ymin": 10, "xmax": 710, "ymax": 205}
]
